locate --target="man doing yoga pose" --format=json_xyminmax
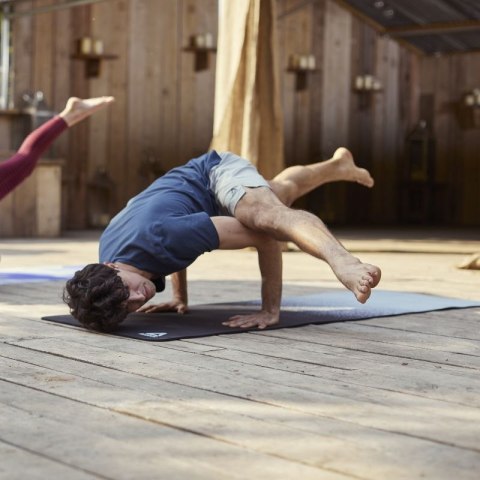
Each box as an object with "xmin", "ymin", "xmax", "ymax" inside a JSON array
[{"xmin": 64, "ymin": 147, "xmax": 381, "ymax": 331}]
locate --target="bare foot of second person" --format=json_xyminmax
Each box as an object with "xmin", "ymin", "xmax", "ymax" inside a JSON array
[{"xmin": 59, "ymin": 96, "xmax": 115, "ymax": 127}]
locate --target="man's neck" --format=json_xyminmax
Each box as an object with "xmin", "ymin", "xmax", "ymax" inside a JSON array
[{"xmin": 115, "ymin": 262, "xmax": 154, "ymax": 279}]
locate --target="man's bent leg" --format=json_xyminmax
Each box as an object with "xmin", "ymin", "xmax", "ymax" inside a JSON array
[
  {"xmin": 234, "ymin": 187, "xmax": 381, "ymax": 303},
  {"xmin": 268, "ymin": 148, "xmax": 374, "ymax": 207}
]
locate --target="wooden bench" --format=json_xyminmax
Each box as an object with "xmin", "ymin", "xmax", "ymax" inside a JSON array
[{"xmin": 0, "ymin": 153, "xmax": 64, "ymax": 237}]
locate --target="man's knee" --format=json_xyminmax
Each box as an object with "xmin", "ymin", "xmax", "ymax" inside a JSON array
[
  {"xmin": 245, "ymin": 203, "xmax": 287, "ymax": 234},
  {"xmin": 236, "ymin": 188, "xmax": 275, "ymax": 219}
]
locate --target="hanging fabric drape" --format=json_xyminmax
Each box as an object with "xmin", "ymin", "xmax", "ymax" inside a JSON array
[{"xmin": 211, "ymin": 0, "xmax": 284, "ymax": 180}]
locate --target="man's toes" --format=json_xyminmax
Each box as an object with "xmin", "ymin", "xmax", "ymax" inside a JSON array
[{"xmin": 356, "ymin": 288, "xmax": 371, "ymax": 303}]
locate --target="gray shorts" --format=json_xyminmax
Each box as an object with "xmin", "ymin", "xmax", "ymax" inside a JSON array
[{"xmin": 209, "ymin": 152, "xmax": 271, "ymax": 216}]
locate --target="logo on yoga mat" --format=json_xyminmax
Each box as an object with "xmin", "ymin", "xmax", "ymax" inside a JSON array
[{"xmin": 139, "ymin": 332, "xmax": 168, "ymax": 338}]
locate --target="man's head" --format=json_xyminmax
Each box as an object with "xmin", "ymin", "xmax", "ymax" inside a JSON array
[{"xmin": 63, "ymin": 263, "xmax": 156, "ymax": 331}]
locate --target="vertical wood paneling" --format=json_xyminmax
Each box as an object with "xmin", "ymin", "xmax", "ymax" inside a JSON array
[
  {"xmin": 86, "ymin": 2, "xmax": 116, "ymax": 225},
  {"xmin": 3, "ymin": 0, "xmax": 218, "ymax": 230},
  {"xmin": 126, "ymin": 0, "xmax": 148, "ymax": 199},
  {"xmin": 154, "ymin": 0, "xmax": 180, "ymax": 171},
  {"xmin": 3, "ymin": 0, "xmax": 479, "ymax": 230},
  {"xmin": 50, "ymin": 5, "xmax": 72, "ymax": 230},
  {"xmin": 68, "ymin": 5, "xmax": 91, "ymax": 228},
  {"xmin": 32, "ymin": 0, "xmax": 55, "ymax": 103},
  {"xmin": 346, "ymin": 19, "xmax": 376, "ymax": 224},
  {"xmin": 12, "ymin": 2, "xmax": 34, "ymax": 103},
  {"xmin": 320, "ymin": 0, "xmax": 352, "ymax": 223},
  {"xmin": 457, "ymin": 54, "xmax": 480, "ymax": 224},
  {"xmin": 420, "ymin": 52, "xmax": 480, "ymax": 226},
  {"xmin": 308, "ymin": 0, "xmax": 325, "ymax": 162},
  {"xmin": 179, "ymin": 0, "xmax": 218, "ymax": 162},
  {"xmin": 371, "ymin": 37, "xmax": 401, "ymax": 223},
  {"xmin": 291, "ymin": 6, "xmax": 314, "ymax": 168},
  {"xmin": 103, "ymin": 0, "xmax": 129, "ymax": 213},
  {"xmin": 277, "ymin": 0, "xmax": 324, "ymax": 170},
  {"xmin": 321, "ymin": 0, "xmax": 351, "ymax": 156}
]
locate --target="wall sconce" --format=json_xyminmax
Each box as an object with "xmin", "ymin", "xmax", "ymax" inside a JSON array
[
  {"xmin": 353, "ymin": 74, "xmax": 382, "ymax": 92},
  {"xmin": 353, "ymin": 74, "xmax": 382, "ymax": 109},
  {"xmin": 457, "ymin": 88, "xmax": 480, "ymax": 130},
  {"xmin": 464, "ymin": 89, "xmax": 480, "ymax": 108},
  {"xmin": 287, "ymin": 54, "xmax": 317, "ymax": 91},
  {"xmin": 184, "ymin": 33, "xmax": 216, "ymax": 71},
  {"xmin": 71, "ymin": 37, "xmax": 118, "ymax": 78}
]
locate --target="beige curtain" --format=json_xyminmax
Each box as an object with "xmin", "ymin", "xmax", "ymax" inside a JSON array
[{"xmin": 211, "ymin": 0, "xmax": 284, "ymax": 180}]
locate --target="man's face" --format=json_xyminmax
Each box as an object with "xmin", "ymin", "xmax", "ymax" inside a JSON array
[{"xmin": 115, "ymin": 268, "xmax": 157, "ymax": 313}]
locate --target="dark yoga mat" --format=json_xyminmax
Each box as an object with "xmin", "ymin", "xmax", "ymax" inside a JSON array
[{"xmin": 42, "ymin": 290, "xmax": 480, "ymax": 341}]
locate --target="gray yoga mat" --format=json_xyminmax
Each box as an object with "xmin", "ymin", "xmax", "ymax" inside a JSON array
[{"xmin": 41, "ymin": 290, "xmax": 480, "ymax": 341}]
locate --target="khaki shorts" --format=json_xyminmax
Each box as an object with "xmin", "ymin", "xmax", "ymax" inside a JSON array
[{"xmin": 209, "ymin": 151, "xmax": 271, "ymax": 216}]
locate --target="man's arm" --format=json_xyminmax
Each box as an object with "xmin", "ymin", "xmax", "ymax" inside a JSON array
[
  {"xmin": 137, "ymin": 269, "xmax": 188, "ymax": 313},
  {"xmin": 211, "ymin": 216, "xmax": 283, "ymax": 329}
]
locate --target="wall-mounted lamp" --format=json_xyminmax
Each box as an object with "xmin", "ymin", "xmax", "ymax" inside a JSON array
[
  {"xmin": 464, "ymin": 89, "xmax": 480, "ymax": 108},
  {"xmin": 288, "ymin": 54, "xmax": 316, "ymax": 71},
  {"xmin": 190, "ymin": 33, "xmax": 215, "ymax": 49},
  {"xmin": 458, "ymin": 89, "xmax": 480, "ymax": 130},
  {"xmin": 287, "ymin": 54, "xmax": 317, "ymax": 91},
  {"xmin": 184, "ymin": 33, "xmax": 216, "ymax": 71},
  {"xmin": 353, "ymin": 74, "xmax": 382, "ymax": 92},
  {"xmin": 353, "ymin": 74, "xmax": 382, "ymax": 109},
  {"xmin": 71, "ymin": 37, "xmax": 118, "ymax": 78}
]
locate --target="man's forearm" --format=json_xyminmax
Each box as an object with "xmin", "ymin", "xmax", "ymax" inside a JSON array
[
  {"xmin": 257, "ymin": 240, "xmax": 283, "ymax": 316},
  {"xmin": 171, "ymin": 269, "xmax": 188, "ymax": 303}
]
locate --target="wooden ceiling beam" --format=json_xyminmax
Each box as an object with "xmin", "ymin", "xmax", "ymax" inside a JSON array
[
  {"xmin": 332, "ymin": 0, "xmax": 424, "ymax": 56},
  {"xmin": 333, "ymin": 0, "xmax": 387, "ymax": 35},
  {"xmin": 387, "ymin": 20, "xmax": 480, "ymax": 37}
]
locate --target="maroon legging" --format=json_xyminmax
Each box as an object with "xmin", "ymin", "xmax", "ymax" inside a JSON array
[{"xmin": 0, "ymin": 116, "xmax": 68, "ymax": 201}]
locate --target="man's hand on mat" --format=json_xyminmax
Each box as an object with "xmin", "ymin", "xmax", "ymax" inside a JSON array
[
  {"xmin": 222, "ymin": 310, "xmax": 279, "ymax": 330},
  {"xmin": 136, "ymin": 299, "xmax": 188, "ymax": 314}
]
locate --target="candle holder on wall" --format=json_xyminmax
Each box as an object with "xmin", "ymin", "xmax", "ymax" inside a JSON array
[
  {"xmin": 463, "ymin": 89, "xmax": 480, "ymax": 108},
  {"xmin": 287, "ymin": 54, "xmax": 317, "ymax": 91},
  {"xmin": 353, "ymin": 74, "xmax": 382, "ymax": 109},
  {"xmin": 183, "ymin": 33, "xmax": 217, "ymax": 71},
  {"xmin": 457, "ymin": 89, "xmax": 480, "ymax": 129},
  {"xmin": 71, "ymin": 37, "xmax": 118, "ymax": 78}
]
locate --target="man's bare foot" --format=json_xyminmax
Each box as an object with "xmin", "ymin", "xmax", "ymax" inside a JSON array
[
  {"xmin": 330, "ymin": 256, "xmax": 381, "ymax": 303},
  {"xmin": 332, "ymin": 147, "xmax": 374, "ymax": 188},
  {"xmin": 59, "ymin": 96, "xmax": 115, "ymax": 127}
]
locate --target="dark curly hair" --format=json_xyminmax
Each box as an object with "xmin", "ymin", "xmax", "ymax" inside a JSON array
[{"xmin": 63, "ymin": 263, "xmax": 130, "ymax": 331}]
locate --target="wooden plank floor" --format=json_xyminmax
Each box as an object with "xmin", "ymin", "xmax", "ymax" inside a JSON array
[{"xmin": 1, "ymin": 228, "xmax": 479, "ymax": 480}]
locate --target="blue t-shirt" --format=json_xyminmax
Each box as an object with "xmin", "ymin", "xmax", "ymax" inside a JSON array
[{"xmin": 99, "ymin": 151, "xmax": 222, "ymax": 291}]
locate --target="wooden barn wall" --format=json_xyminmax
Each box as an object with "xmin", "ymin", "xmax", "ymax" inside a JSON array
[
  {"xmin": 277, "ymin": 0, "xmax": 421, "ymax": 225},
  {"xmin": 8, "ymin": 0, "xmax": 217, "ymax": 229},
  {"xmin": 420, "ymin": 53, "xmax": 480, "ymax": 227},
  {"xmin": 6, "ymin": 0, "xmax": 477, "ymax": 229}
]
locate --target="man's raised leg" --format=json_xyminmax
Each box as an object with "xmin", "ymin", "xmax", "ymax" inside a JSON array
[{"xmin": 268, "ymin": 147, "xmax": 373, "ymax": 206}]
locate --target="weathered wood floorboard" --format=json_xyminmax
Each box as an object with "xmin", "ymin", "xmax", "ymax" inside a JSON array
[
  {"xmin": 1, "ymin": 344, "xmax": 479, "ymax": 480},
  {"xmin": 2, "ymin": 333, "xmax": 480, "ymax": 452},
  {"xmin": 1, "ymin": 230, "xmax": 480, "ymax": 479},
  {"xmin": 0, "ymin": 441, "xmax": 100, "ymax": 480}
]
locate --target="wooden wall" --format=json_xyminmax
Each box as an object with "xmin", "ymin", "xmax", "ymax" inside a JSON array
[
  {"xmin": 420, "ymin": 53, "xmax": 480, "ymax": 226},
  {"xmin": 277, "ymin": 0, "xmax": 421, "ymax": 225},
  {"xmin": 2, "ymin": 0, "xmax": 479, "ymax": 229},
  {"xmin": 9, "ymin": 0, "xmax": 217, "ymax": 229}
]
